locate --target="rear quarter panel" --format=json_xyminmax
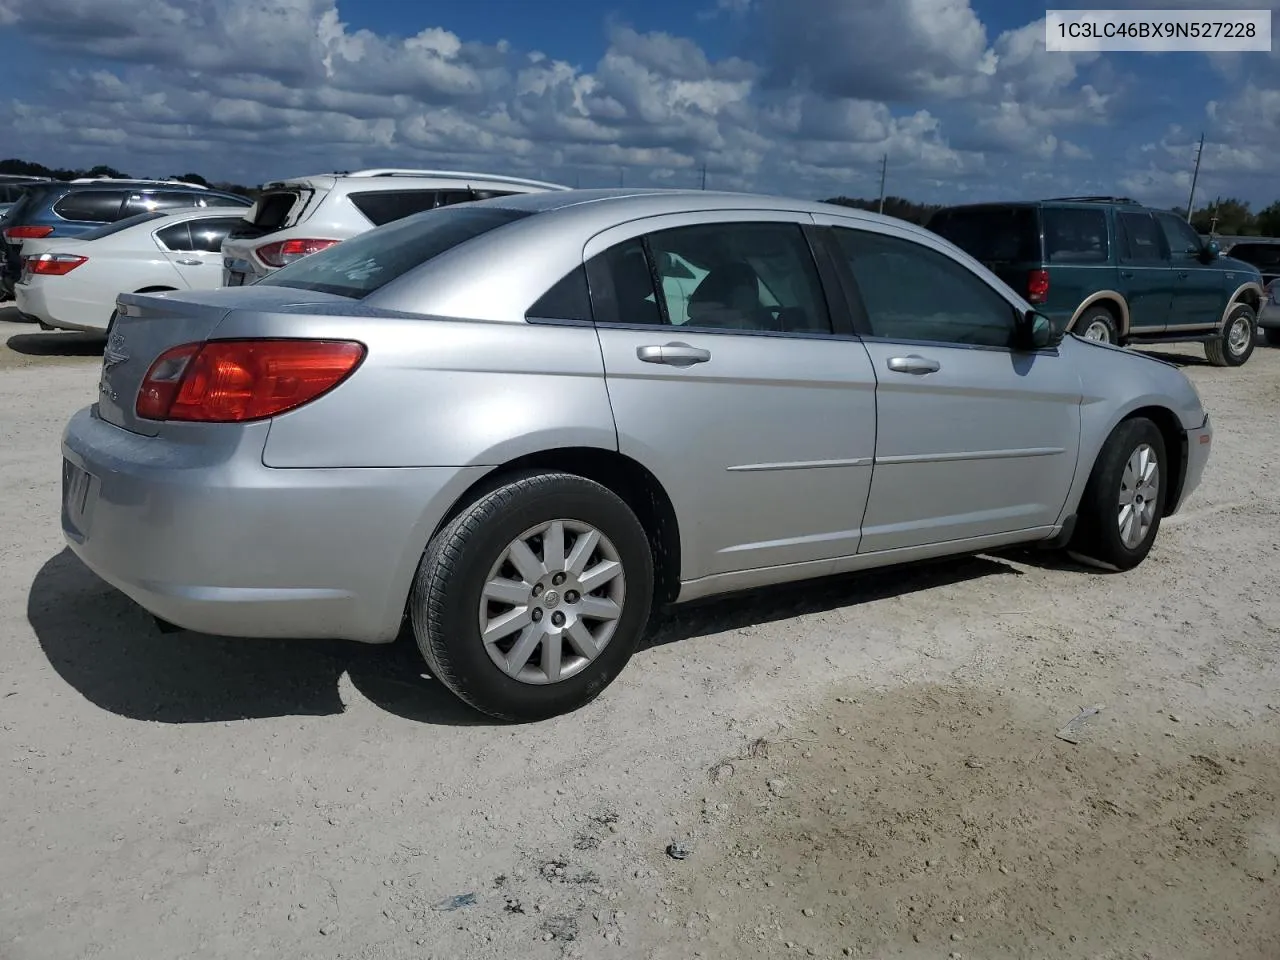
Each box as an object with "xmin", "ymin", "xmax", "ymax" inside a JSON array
[{"xmin": 232, "ymin": 310, "xmax": 618, "ymax": 469}]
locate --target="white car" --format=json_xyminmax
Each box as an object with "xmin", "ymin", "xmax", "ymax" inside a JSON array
[
  {"xmin": 15, "ymin": 208, "xmax": 246, "ymax": 333},
  {"xmin": 219, "ymin": 168, "xmax": 570, "ymax": 286}
]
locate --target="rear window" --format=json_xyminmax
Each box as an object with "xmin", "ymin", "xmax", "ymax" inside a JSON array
[
  {"xmin": 258, "ymin": 206, "xmax": 533, "ymax": 299},
  {"xmin": 252, "ymin": 190, "xmax": 303, "ymax": 230},
  {"xmin": 75, "ymin": 211, "xmax": 168, "ymax": 241},
  {"xmin": 927, "ymin": 206, "xmax": 1041, "ymax": 263},
  {"xmin": 1043, "ymin": 207, "xmax": 1109, "ymax": 263},
  {"xmin": 53, "ymin": 190, "xmax": 128, "ymax": 223}
]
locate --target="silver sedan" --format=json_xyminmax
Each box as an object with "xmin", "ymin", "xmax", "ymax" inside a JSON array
[{"xmin": 62, "ymin": 189, "xmax": 1213, "ymax": 720}]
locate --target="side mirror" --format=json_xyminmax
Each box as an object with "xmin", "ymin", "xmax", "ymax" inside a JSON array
[
  {"xmin": 1018, "ymin": 309, "xmax": 1060, "ymax": 350},
  {"xmin": 1200, "ymin": 239, "xmax": 1221, "ymax": 263}
]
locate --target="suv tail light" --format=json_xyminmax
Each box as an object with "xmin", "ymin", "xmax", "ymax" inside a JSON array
[
  {"xmin": 4, "ymin": 225, "xmax": 55, "ymax": 241},
  {"xmin": 1027, "ymin": 269, "xmax": 1050, "ymax": 304},
  {"xmin": 135, "ymin": 339, "xmax": 366, "ymax": 423},
  {"xmin": 26, "ymin": 253, "xmax": 88, "ymax": 276},
  {"xmin": 256, "ymin": 238, "xmax": 340, "ymax": 268}
]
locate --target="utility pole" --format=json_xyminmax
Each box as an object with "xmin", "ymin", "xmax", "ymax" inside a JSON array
[
  {"xmin": 1185, "ymin": 132, "xmax": 1205, "ymax": 223},
  {"xmin": 877, "ymin": 154, "xmax": 888, "ymax": 215},
  {"xmin": 700, "ymin": 163, "xmax": 707, "ymax": 190}
]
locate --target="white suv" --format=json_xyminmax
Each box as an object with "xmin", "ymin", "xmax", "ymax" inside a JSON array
[{"xmin": 220, "ymin": 168, "xmax": 569, "ymax": 286}]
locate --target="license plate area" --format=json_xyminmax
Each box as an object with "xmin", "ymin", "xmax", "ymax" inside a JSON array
[{"xmin": 62, "ymin": 458, "xmax": 97, "ymax": 537}]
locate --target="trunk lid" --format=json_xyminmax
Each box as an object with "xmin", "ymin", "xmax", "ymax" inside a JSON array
[
  {"xmin": 225, "ymin": 183, "xmax": 324, "ymax": 244},
  {"xmin": 97, "ymin": 286, "xmax": 353, "ymax": 436}
]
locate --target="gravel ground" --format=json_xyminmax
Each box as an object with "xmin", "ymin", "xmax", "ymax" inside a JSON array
[{"xmin": 2, "ymin": 311, "xmax": 1278, "ymax": 960}]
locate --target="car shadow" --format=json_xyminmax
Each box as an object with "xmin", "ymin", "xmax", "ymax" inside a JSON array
[
  {"xmin": 7, "ymin": 330, "xmax": 105, "ymax": 357},
  {"xmin": 30, "ymin": 548, "xmax": 1020, "ymax": 726}
]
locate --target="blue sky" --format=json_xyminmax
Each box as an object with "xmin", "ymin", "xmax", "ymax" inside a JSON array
[{"xmin": 1, "ymin": 0, "xmax": 1277, "ymax": 208}]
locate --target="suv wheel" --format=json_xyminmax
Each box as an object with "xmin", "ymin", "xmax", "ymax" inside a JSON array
[
  {"xmin": 1074, "ymin": 307, "xmax": 1119, "ymax": 344},
  {"xmin": 1205, "ymin": 302, "xmax": 1256, "ymax": 367},
  {"xmin": 410, "ymin": 471, "xmax": 654, "ymax": 722},
  {"xmin": 1069, "ymin": 417, "xmax": 1166, "ymax": 571}
]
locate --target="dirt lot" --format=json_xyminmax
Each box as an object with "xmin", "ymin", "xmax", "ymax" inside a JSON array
[{"xmin": 2, "ymin": 308, "xmax": 1278, "ymax": 960}]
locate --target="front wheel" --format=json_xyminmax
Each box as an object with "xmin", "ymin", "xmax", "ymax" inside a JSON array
[
  {"xmin": 410, "ymin": 471, "xmax": 654, "ymax": 722},
  {"xmin": 1205, "ymin": 303, "xmax": 1256, "ymax": 367},
  {"xmin": 1069, "ymin": 418, "xmax": 1167, "ymax": 571}
]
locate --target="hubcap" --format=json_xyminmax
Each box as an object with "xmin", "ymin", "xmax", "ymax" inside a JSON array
[
  {"xmin": 1227, "ymin": 315, "xmax": 1252, "ymax": 355},
  {"xmin": 479, "ymin": 519, "xmax": 626, "ymax": 685},
  {"xmin": 1118, "ymin": 443, "xmax": 1160, "ymax": 550},
  {"xmin": 1084, "ymin": 320, "xmax": 1111, "ymax": 342}
]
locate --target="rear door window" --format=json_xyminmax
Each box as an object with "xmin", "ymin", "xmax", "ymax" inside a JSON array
[
  {"xmin": 123, "ymin": 191, "xmax": 200, "ymax": 217},
  {"xmin": 927, "ymin": 206, "xmax": 1041, "ymax": 263},
  {"xmin": 155, "ymin": 221, "xmax": 195, "ymax": 252},
  {"xmin": 1117, "ymin": 212, "xmax": 1168, "ymax": 264},
  {"xmin": 348, "ymin": 190, "xmax": 440, "ymax": 226},
  {"xmin": 53, "ymin": 190, "xmax": 128, "ymax": 223},
  {"xmin": 259, "ymin": 205, "xmax": 532, "ymax": 299},
  {"xmin": 188, "ymin": 217, "xmax": 244, "ymax": 253},
  {"xmin": 1043, "ymin": 208, "xmax": 1109, "ymax": 263}
]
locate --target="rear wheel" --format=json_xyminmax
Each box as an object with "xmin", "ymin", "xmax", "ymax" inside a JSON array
[
  {"xmin": 1074, "ymin": 307, "xmax": 1119, "ymax": 344},
  {"xmin": 1069, "ymin": 418, "xmax": 1166, "ymax": 571},
  {"xmin": 410, "ymin": 471, "xmax": 654, "ymax": 722},
  {"xmin": 1205, "ymin": 303, "xmax": 1256, "ymax": 367}
]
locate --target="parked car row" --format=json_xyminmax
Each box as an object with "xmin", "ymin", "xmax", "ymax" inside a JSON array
[
  {"xmin": 3, "ymin": 169, "xmax": 569, "ymax": 330},
  {"xmin": 55, "ymin": 186, "xmax": 1213, "ymax": 720}
]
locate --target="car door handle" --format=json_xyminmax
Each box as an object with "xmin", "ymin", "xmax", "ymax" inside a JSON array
[
  {"xmin": 887, "ymin": 355, "xmax": 941, "ymax": 375},
  {"xmin": 1177, "ymin": 270, "xmax": 1188, "ymax": 278},
  {"xmin": 637, "ymin": 342, "xmax": 712, "ymax": 367},
  {"xmin": 1120, "ymin": 270, "xmax": 1134, "ymax": 279},
  {"xmin": 175, "ymin": 258, "xmax": 202, "ymax": 266}
]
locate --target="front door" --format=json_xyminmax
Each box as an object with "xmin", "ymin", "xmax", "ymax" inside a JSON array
[
  {"xmin": 1153, "ymin": 211, "xmax": 1225, "ymax": 329},
  {"xmin": 584, "ymin": 213, "xmax": 878, "ymax": 582},
  {"xmin": 1116, "ymin": 210, "xmax": 1175, "ymax": 334},
  {"xmin": 813, "ymin": 217, "xmax": 1083, "ymax": 554}
]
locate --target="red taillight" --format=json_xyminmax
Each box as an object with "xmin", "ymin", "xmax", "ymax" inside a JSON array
[
  {"xmin": 256, "ymin": 238, "xmax": 340, "ymax": 268},
  {"xmin": 25, "ymin": 253, "xmax": 88, "ymax": 276},
  {"xmin": 4, "ymin": 225, "xmax": 55, "ymax": 240},
  {"xmin": 135, "ymin": 339, "xmax": 365, "ymax": 423},
  {"xmin": 1027, "ymin": 269, "xmax": 1050, "ymax": 304}
]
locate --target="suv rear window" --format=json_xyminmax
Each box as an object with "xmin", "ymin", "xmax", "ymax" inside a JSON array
[
  {"xmin": 226, "ymin": 188, "xmax": 305, "ymax": 241},
  {"xmin": 259, "ymin": 206, "xmax": 533, "ymax": 299},
  {"xmin": 53, "ymin": 190, "xmax": 128, "ymax": 223},
  {"xmin": 927, "ymin": 206, "xmax": 1041, "ymax": 263}
]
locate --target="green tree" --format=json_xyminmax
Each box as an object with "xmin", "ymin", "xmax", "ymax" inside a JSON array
[{"xmin": 1255, "ymin": 201, "xmax": 1280, "ymax": 238}]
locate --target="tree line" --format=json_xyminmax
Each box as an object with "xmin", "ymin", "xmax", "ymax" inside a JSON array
[{"xmin": 4, "ymin": 156, "xmax": 1277, "ymax": 237}]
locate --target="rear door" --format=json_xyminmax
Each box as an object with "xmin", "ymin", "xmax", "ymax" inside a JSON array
[
  {"xmin": 1041, "ymin": 205, "xmax": 1118, "ymax": 327},
  {"xmin": 155, "ymin": 217, "xmax": 244, "ymax": 288},
  {"xmin": 1153, "ymin": 211, "xmax": 1224, "ymax": 329},
  {"xmin": 814, "ymin": 214, "xmax": 1082, "ymax": 554},
  {"xmin": 1115, "ymin": 211, "xmax": 1175, "ymax": 334},
  {"xmin": 585, "ymin": 212, "xmax": 879, "ymax": 582}
]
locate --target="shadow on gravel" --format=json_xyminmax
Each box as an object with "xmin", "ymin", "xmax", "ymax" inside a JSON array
[
  {"xmin": 27, "ymin": 549, "xmax": 488, "ymax": 726},
  {"xmin": 643, "ymin": 554, "xmax": 1018, "ymax": 651},
  {"xmin": 7, "ymin": 331, "xmax": 105, "ymax": 356},
  {"xmin": 30, "ymin": 548, "xmax": 1019, "ymax": 725}
]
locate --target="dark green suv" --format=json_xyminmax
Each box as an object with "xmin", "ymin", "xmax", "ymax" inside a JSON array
[{"xmin": 927, "ymin": 197, "xmax": 1266, "ymax": 367}]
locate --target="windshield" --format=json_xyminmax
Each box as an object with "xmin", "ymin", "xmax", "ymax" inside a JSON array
[
  {"xmin": 928, "ymin": 206, "xmax": 1042, "ymax": 263},
  {"xmin": 257, "ymin": 206, "xmax": 534, "ymax": 299},
  {"xmin": 75, "ymin": 211, "xmax": 169, "ymax": 241}
]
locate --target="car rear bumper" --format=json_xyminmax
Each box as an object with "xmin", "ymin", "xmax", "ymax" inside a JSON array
[
  {"xmin": 60, "ymin": 406, "xmax": 485, "ymax": 643},
  {"xmin": 16, "ymin": 277, "xmax": 113, "ymax": 332}
]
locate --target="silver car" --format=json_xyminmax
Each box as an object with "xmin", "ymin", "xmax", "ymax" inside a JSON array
[{"xmin": 62, "ymin": 189, "xmax": 1213, "ymax": 720}]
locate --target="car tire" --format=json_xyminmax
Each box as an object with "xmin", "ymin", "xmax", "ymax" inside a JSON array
[
  {"xmin": 410, "ymin": 471, "xmax": 654, "ymax": 722},
  {"xmin": 1068, "ymin": 417, "xmax": 1167, "ymax": 572},
  {"xmin": 1205, "ymin": 302, "xmax": 1256, "ymax": 367},
  {"xmin": 1262, "ymin": 326, "xmax": 1280, "ymax": 347},
  {"xmin": 1073, "ymin": 307, "xmax": 1119, "ymax": 344}
]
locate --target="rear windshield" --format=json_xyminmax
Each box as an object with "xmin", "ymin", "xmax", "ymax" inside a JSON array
[
  {"xmin": 252, "ymin": 190, "xmax": 302, "ymax": 229},
  {"xmin": 75, "ymin": 211, "xmax": 168, "ymax": 241},
  {"xmin": 1228, "ymin": 243, "xmax": 1280, "ymax": 273},
  {"xmin": 928, "ymin": 206, "xmax": 1041, "ymax": 263},
  {"xmin": 258, "ymin": 206, "xmax": 534, "ymax": 299}
]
